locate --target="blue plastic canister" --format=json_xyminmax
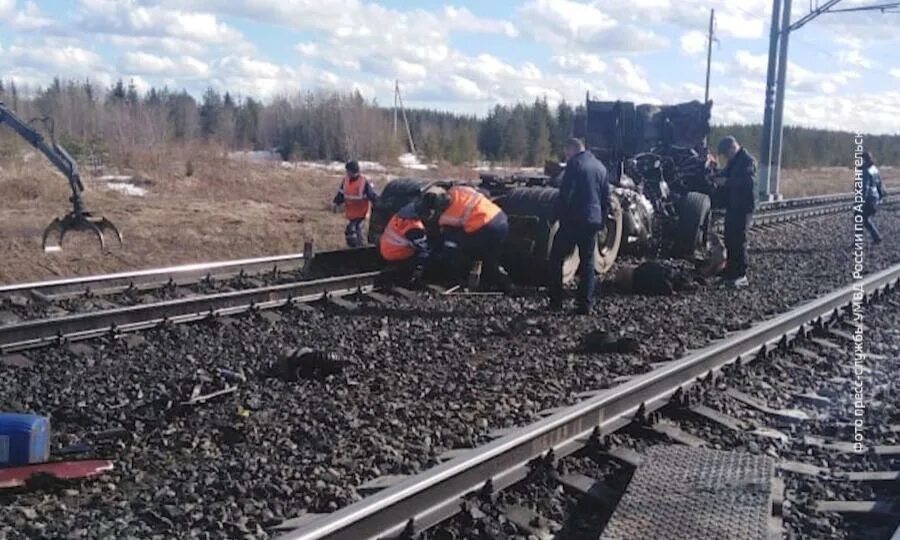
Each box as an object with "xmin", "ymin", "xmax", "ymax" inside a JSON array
[{"xmin": 0, "ymin": 413, "xmax": 51, "ymax": 466}]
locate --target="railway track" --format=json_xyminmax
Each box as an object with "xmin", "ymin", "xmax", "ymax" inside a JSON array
[
  {"xmin": 0, "ymin": 247, "xmax": 380, "ymax": 324},
  {"xmin": 0, "ymin": 271, "xmax": 385, "ymax": 352},
  {"xmin": 1, "ymin": 202, "xmax": 897, "ymax": 539},
  {"xmin": 279, "ymin": 263, "xmax": 900, "ymax": 540},
  {"xmin": 0, "ymin": 195, "xmax": 880, "ymax": 328}
]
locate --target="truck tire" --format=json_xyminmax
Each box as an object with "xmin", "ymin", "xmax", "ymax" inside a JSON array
[
  {"xmin": 367, "ymin": 178, "xmax": 431, "ymax": 244},
  {"xmin": 496, "ymin": 187, "xmax": 622, "ymax": 285},
  {"xmin": 673, "ymin": 191, "xmax": 711, "ymax": 259},
  {"xmin": 595, "ymin": 195, "xmax": 623, "ymax": 276}
]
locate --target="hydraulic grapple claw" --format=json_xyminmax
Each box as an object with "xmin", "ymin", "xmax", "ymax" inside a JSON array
[{"xmin": 41, "ymin": 212, "xmax": 123, "ymax": 253}]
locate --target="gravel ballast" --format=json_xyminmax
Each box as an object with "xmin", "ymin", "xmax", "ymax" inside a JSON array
[{"xmin": 1, "ymin": 209, "xmax": 899, "ymax": 538}]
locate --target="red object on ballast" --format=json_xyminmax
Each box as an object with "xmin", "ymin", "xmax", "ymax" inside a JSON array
[{"xmin": 0, "ymin": 459, "xmax": 114, "ymax": 489}]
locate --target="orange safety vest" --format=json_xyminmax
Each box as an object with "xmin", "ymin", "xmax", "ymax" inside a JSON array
[
  {"xmin": 438, "ymin": 186, "xmax": 501, "ymax": 234},
  {"xmin": 341, "ymin": 175, "xmax": 371, "ymax": 220},
  {"xmin": 379, "ymin": 214, "xmax": 425, "ymax": 262}
]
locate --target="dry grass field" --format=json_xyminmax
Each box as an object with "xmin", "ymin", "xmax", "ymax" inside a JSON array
[{"xmin": 0, "ymin": 149, "xmax": 892, "ymax": 284}]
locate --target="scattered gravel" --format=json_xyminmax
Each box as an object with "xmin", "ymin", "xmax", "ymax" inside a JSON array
[
  {"xmin": 423, "ymin": 268, "xmax": 900, "ymax": 540},
  {"xmin": 1, "ymin": 209, "xmax": 899, "ymax": 538}
]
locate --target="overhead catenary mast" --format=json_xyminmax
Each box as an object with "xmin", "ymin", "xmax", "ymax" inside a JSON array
[{"xmin": 758, "ymin": 0, "xmax": 900, "ymax": 201}]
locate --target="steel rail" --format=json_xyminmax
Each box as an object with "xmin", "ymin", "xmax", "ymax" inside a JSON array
[
  {"xmin": 282, "ymin": 263, "xmax": 900, "ymax": 540},
  {"xmin": 709, "ymin": 198, "xmax": 897, "ymax": 233},
  {"xmin": 0, "ymin": 271, "xmax": 382, "ymax": 352},
  {"xmin": 0, "ymin": 194, "xmax": 872, "ymax": 297},
  {"xmin": 0, "ymin": 252, "xmax": 307, "ymax": 297}
]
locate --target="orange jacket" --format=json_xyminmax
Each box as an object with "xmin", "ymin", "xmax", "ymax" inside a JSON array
[
  {"xmin": 437, "ymin": 186, "xmax": 501, "ymax": 234},
  {"xmin": 379, "ymin": 214, "xmax": 426, "ymax": 261},
  {"xmin": 340, "ymin": 175, "xmax": 372, "ymax": 220}
]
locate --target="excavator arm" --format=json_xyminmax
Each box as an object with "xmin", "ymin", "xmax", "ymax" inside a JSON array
[{"xmin": 0, "ymin": 101, "xmax": 122, "ymax": 252}]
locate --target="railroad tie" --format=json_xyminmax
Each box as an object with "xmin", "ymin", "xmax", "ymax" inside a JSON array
[
  {"xmin": 555, "ymin": 471, "xmax": 619, "ymax": 507},
  {"xmin": 687, "ymin": 404, "xmax": 749, "ymax": 433},
  {"xmin": 815, "ymin": 500, "xmax": 900, "ymax": 520},
  {"xmin": 725, "ymin": 389, "xmax": 811, "ymax": 425},
  {"xmin": 501, "ymin": 504, "xmax": 558, "ymax": 540}
]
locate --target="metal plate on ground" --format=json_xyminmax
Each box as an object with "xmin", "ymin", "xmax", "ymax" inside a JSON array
[{"xmin": 601, "ymin": 445, "xmax": 775, "ymax": 540}]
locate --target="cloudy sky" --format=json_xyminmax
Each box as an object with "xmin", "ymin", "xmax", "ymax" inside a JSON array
[{"xmin": 1, "ymin": 0, "xmax": 898, "ymax": 133}]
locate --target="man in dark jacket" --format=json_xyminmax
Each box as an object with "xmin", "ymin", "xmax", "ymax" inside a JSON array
[
  {"xmin": 548, "ymin": 138, "xmax": 610, "ymax": 314},
  {"xmin": 716, "ymin": 136, "xmax": 756, "ymax": 288},
  {"xmin": 861, "ymin": 151, "xmax": 886, "ymax": 244}
]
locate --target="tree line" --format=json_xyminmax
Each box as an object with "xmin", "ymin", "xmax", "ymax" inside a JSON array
[{"xmin": 1, "ymin": 78, "xmax": 897, "ymax": 170}]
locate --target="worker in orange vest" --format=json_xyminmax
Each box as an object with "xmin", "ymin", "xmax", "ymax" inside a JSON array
[
  {"xmin": 418, "ymin": 185, "xmax": 510, "ymax": 291},
  {"xmin": 379, "ymin": 202, "xmax": 432, "ymax": 284},
  {"xmin": 332, "ymin": 160, "xmax": 377, "ymax": 247}
]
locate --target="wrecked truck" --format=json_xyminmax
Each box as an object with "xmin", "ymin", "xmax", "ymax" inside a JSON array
[{"xmin": 368, "ymin": 98, "xmax": 719, "ymax": 285}]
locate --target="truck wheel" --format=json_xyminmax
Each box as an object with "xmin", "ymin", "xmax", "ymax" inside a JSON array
[
  {"xmin": 673, "ymin": 191, "xmax": 711, "ymax": 259},
  {"xmin": 496, "ymin": 187, "xmax": 621, "ymax": 285},
  {"xmin": 367, "ymin": 178, "xmax": 431, "ymax": 244},
  {"xmin": 596, "ymin": 195, "xmax": 623, "ymax": 275}
]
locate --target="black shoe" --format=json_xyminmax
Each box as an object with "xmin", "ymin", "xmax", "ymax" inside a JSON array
[
  {"xmin": 575, "ymin": 304, "xmax": 591, "ymax": 315},
  {"xmin": 873, "ymin": 237, "xmax": 883, "ymax": 245},
  {"xmin": 549, "ymin": 299, "xmax": 563, "ymax": 312}
]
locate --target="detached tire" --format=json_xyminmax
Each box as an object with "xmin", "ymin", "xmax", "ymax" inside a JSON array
[
  {"xmin": 673, "ymin": 191, "xmax": 711, "ymax": 259},
  {"xmin": 496, "ymin": 188, "xmax": 622, "ymax": 285},
  {"xmin": 367, "ymin": 178, "xmax": 431, "ymax": 244}
]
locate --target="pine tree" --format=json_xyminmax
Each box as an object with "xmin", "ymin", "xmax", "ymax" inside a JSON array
[
  {"xmin": 108, "ymin": 79, "xmax": 127, "ymax": 102},
  {"xmin": 527, "ymin": 99, "xmax": 552, "ymax": 166},
  {"xmin": 126, "ymin": 80, "xmax": 139, "ymax": 105},
  {"xmin": 199, "ymin": 87, "xmax": 223, "ymax": 138},
  {"xmin": 502, "ymin": 107, "xmax": 528, "ymax": 164}
]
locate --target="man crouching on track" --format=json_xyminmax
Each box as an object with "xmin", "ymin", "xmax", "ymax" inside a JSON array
[
  {"xmin": 416, "ymin": 185, "xmax": 511, "ymax": 292},
  {"xmin": 332, "ymin": 160, "xmax": 378, "ymax": 248},
  {"xmin": 378, "ymin": 202, "xmax": 433, "ymax": 286}
]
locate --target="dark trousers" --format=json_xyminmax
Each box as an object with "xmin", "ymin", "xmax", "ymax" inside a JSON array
[
  {"xmin": 724, "ymin": 212, "xmax": 752, "ymax": 279},
  {"xmin": 549, "ymin": 223, "xmax": 600, "ymax": 308},
  {"xmin": 862, "ymin": 202, "xmax": 881, "ymax": 242},
  {"xmin": 444, "ymin": 213, "xmax": 509, "ymax": 286},
  {"xmin": 345, "ymin": 218, "xmax": 365, "ymax": 248}
]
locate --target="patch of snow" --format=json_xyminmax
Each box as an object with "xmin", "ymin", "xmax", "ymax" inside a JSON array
[
  {"xmin": 105, "ymin": 182, "xmax": 147, "ymax": 197},
  {"xmin": 97, "ymin": 175, "xmax": 134, "ymax": 182},
  {"xmin": 474, "ymin": 162, "xmax": 544, "ymax": 175},
  {"xmin": 229, "ymin": 150, "xmax": 281, "ymax": 163},
  {"xmin": 292, "ymin": 160, "xmax": 386, "ymax": 173},
  {"xmin": 397, "ymin": 153, "xmax": 436, "ymax": 171}
]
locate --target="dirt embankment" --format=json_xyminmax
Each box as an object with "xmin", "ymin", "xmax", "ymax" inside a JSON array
[{"xmin": 0, "ymin": 147, "xmax": 890, "ymax": 284}]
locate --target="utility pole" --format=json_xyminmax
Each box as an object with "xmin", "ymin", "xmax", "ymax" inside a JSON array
[
  {"xmin": 394, "ymin": 80, "xmax": 417, "ymax": 155},
  {"xmin": 704, "ymin": 8, "xmax": 716, "ymax": 104},
  {"xmin": 393, "ymin": 80, "xmax": 399, "ymax": 139}
]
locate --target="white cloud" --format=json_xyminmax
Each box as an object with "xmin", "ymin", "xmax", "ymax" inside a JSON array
[
  {"xmin": 119, "ymin": 51, "xmax": 210, "ymax": 78},
  {"xmin": 99, "ymin": 35, "xmax": 210, "ymax": 57},
  {"xmin": 76, "ymin": 0, "xmax": 246, "ymax": 45},
  {"xmin": 891, "ymin": 68, "xmax": 900, "ymax": 79},
  {"xmin": 295, "ymin": 42, "xmax": 319, "ymax": 57},
  {"xmin": 518, "ymin": 0, "xmax": 668, "ymax": 53},
  {"xmin": 734, "ymin": 50, "xmax": 767, "ymax": 77},
  {"xmin": 7, "ymin": 44, "xmax": 104, "ymax": 73},
  {"xmin": 552, "ymin": 53, "xmax": 606, "ymax": 75},
  {"xmin": 0, "ymin": 0, "xmax": 56, "ymax": 30},
  {"xmin": 609, "ymin": 58, "xmax": 650, "ymax": 94},
  {"xmin": 442, "ymin": 5, "xmax": 518, "ymax": 38},
  {"xmin": 680, "ymin": 30, "xmax": 707, "ymax": 55},
  {"xmin": 0, "ymin": 0, "xmax": 14, "ymax": 17}
]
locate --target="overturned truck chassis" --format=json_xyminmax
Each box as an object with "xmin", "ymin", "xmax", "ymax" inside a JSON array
[{"xmin": 369, "ymin": 99, "xmax": 718, "ymax": 285}]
